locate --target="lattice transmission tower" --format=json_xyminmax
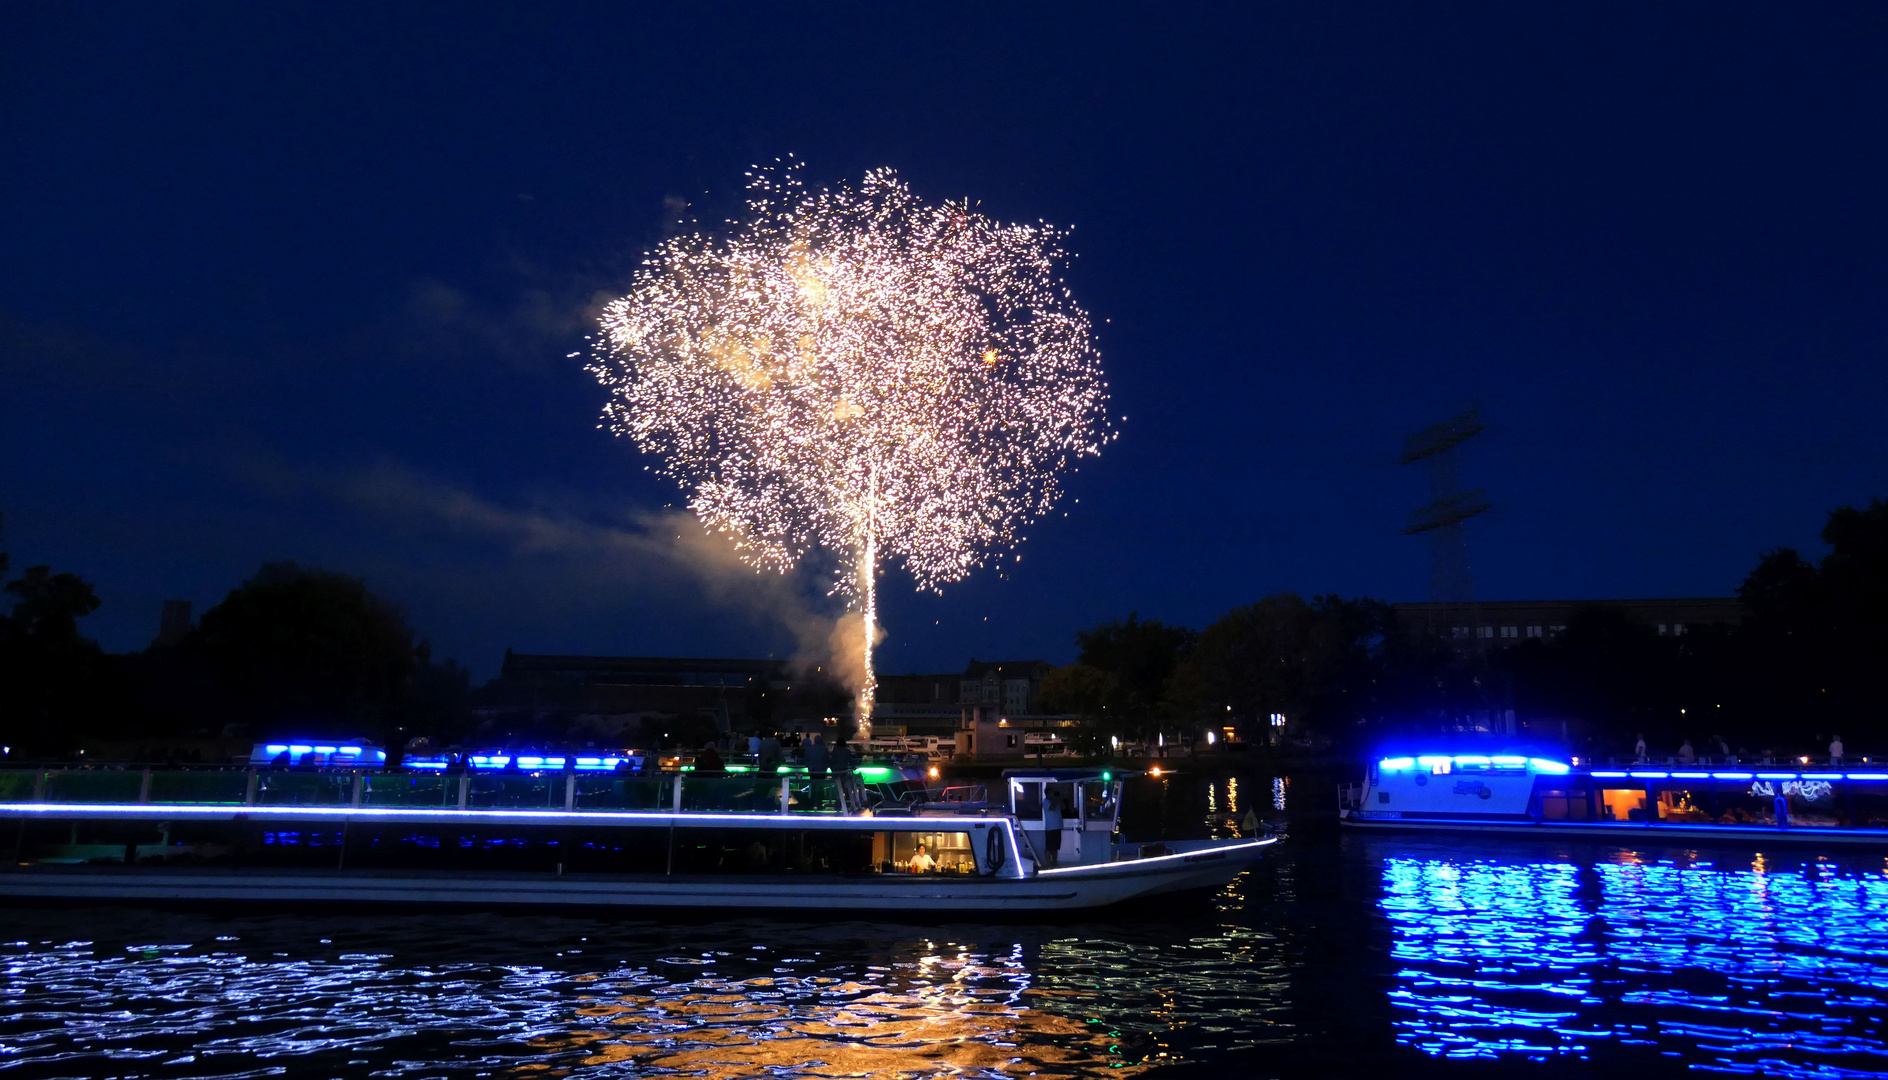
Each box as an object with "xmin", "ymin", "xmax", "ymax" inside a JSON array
[{"xmin": 1401, "ymin": 404, "xmax": 1492, "ymax": 649}]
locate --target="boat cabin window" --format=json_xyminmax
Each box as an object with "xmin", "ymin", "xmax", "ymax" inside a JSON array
[
  {"xmin": 1655, "ymin": 787, "xmax": 1713, "ymax": 823},
  {"xmin": 1079, "ymin": 781, "xmax": 1119, "ymax": 823},
  {"xmin": 1598, "ymin": 787, "xmax": 1647, "ymax": 822},
  {"xmin": 1011, "ymin": 781, "xmax": 1042, "ymax": 818},
  {"xmin": 885, "ymin": 830, "xmax": 976, "ymax": 874},
  {"xmin": 1535, "ymin": 787, "xmax": 1591, "ymax": 821},
  {"xmin": 7, "ymin": 820, "xmax": 993, "ymax": 876}
]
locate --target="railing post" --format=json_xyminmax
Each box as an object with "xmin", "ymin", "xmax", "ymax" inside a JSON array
[
  {"xmin": 780, "ymin": 777, "xmax": 790, "ymax": 815},
  {"xmin": 351, "ymin": 772, "xmax": 364, "ymax": 808},
  {"xmin": 457, "ymin": 774, "xmax": 469, "ymax": 810},
  {"xmin": 564, "ymin": 771, "xmax": 575, "ymax": 812},
  {"xmin": 245, "ymin": 768, "xmax": 258, "ymax": 805},
  {"xmin": 139, "ymin": 769, "xmax": 152, "ymax": 804},
  {"xmin": 672, "ymin": 773, "xmax": 684, "ymax": 812},
  {"xmin": 32, "ymin": 770, "xmax": 47, "ymax": 802}
]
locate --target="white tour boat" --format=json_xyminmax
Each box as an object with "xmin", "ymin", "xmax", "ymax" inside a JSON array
[{"xmin": 0, "ymin": 751, "xmax": 1276, "ymax": 913}]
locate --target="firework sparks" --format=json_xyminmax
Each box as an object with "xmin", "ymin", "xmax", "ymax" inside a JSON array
[{"xmin": 590, "ymin": 162, "xmax": 1112, "ymax": 732}]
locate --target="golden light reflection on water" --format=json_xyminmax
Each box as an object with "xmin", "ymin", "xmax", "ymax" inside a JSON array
[{"xmin": 513, "ymin": 952, "xmax": 1168, "ymax": 1077}]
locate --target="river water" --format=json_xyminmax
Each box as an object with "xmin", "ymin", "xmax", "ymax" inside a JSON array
[{"xmin": 3, "ymin": 768, "xmax": 1887, "ymax": 1078}]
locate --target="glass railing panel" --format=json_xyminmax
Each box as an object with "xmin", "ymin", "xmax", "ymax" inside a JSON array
[
  {"xmin": 572, "ymin": 774, "xmax": 669, "ymax": 811},
  {"xmin": 255, "ymin": 772, "xmax": 354, "ymax": 806},
  {"xmin": 0, "ymin": 770, "xmax": 39, "ymax": 801},
  {"xmin": 362, "ymin": 773, "xmax": 455, "ymax": 807},
  {"xmin": 148, "ymin": 771, "xmax": 247, "ymax": 804},
  {"xmin": 680, "ymin": 774, "xmax": 784, "ymax": 813},
  {"xmin": 44, "ymin": 770, "xmax": 142, "ymax": 804},
  {"xmin": 790, "ymin": 779, "xmax": 844, "ymax": 814},
  {"xmin": 464, "ymin": 774, "xmax": 560, "ymax": 809}
]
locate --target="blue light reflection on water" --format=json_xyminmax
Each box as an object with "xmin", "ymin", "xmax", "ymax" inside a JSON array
[{"xmin": 1381, "ymin": 848, "xmax": 1888, "ymax": 1075}]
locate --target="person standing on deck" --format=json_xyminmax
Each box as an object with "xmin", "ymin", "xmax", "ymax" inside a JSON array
[
  {"xmin": 1678, "ymin": 740, "xmax": 1696, "ymax": 764},
  {"xmin": 1634, "ymin": 734, "xmax": 1647, "ymax": 763},
  {"xmin": 805, "ymin": 734, "xmax": 829, "ymax": 777},
  {"xmin": 1043, "ymin": 797, "xmax": 1064, "ymax": 867},
  {"xmin": 1774, "ymin": 792, "xmax": 1790, "ymax": 828},
  {"xmin": 1831, "ymin": 735, "xmax": 1845, "ymax": 764}
]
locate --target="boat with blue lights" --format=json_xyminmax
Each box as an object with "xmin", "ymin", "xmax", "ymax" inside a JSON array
[
  {"xmin": 0, "ymin": 748, "xmax": 1276, "ymax": 913},
  {"xmin": 1340, "ymin": 746, "xmax": 1888, "ymax": 846}
]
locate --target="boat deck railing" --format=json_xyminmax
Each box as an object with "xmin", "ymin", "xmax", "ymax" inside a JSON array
[{"xmin": 0, "ymin": 766, "xmax": 882, "ymax": 815}]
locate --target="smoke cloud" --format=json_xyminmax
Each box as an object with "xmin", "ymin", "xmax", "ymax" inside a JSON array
[{"xmin": 338, "ymin": 463, "xmax": 865, "ymax": 693}]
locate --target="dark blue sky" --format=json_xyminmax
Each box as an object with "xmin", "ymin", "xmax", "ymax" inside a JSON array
[{"xmin": 3, "ymin": 3, "xmax": 1885, "ymax": 679}]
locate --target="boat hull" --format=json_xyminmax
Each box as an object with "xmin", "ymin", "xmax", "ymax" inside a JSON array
[{"xmin": 0, "ymin": 839, "xmax": 1276, "ymax": 913}]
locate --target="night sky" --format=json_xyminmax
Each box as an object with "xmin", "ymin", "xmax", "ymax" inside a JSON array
[{"xmin": 4, "ymin": 4, "xmax": 1885, "ymax": 680}]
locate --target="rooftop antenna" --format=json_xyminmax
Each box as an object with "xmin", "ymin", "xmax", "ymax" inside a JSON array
[{"xmin": 1401, "ymin": 404, "xmax": 1491, "ymax": 650}]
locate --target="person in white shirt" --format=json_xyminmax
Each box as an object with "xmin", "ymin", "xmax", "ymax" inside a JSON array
[
  {"xmin": 1634, "ymin": 734, "xmax": 1647, "ymax": 762},
  {"xmin": 908, "ymin": 843, "xmax": 936, "ymax": 873},
  {"xmin": 1830, "ymin": 735, "xmax": 1845, "ymax": 764}
]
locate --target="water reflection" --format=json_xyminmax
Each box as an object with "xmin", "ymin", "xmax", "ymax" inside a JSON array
[
  {"xmin": 0, "ymin": 912, "xmax": 1293, "ymax": 1078},
  {"xmin": 1380, "ymin": 845, "xmax": 1888, "ymax": 1074}
]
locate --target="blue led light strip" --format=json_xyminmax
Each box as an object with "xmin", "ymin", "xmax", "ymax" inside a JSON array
[{"xmin": 0, "ymin": 801, "xmax": 1004, "ymax": 832}]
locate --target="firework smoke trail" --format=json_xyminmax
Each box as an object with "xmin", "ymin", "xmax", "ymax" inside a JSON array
[{"xmin": 590, "ymin": 161, "xmax": 1112, "ymax": 734}]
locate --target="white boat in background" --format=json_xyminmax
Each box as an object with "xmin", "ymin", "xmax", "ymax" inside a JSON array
[
  {"xmin": 1340, "ymin": 746, "xmax": 1888, "ymax": 847},
  {"xmin": 0, "ymin": 757, "xmax": 1274, "ymax": 913}
]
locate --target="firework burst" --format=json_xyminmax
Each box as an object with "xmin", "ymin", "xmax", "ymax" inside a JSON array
[{"xmin": 591, "ymin": 162, "xmax": 1112, "ymax": 731}]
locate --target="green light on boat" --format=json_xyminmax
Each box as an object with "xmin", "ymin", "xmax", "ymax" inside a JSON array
[
  {"xmin": 854, "ymin": 766, "xmax": 895, "ymax": 781},
  {"xmin": 1101, "ymin": 771, "xmax": 1111, "ymax": 781}
]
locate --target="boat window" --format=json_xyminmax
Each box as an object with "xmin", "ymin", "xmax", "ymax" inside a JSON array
[
  {"xmin": 669, "ymin": 827, "xmax": 875, "ymax": 875},
  {"xmin": 1654, "ymin": 788, "xmax": 1713, "ymax": 823},
  {"xmin": 1598, "ymin": 787, "xmax": 1647, "ymax": 822},
  {"xmin": 1713, "ymin": 779, "xmax": 1843, "ymax": 827},
  {"xmin": 1536, "ymin": 787, "xmax": 1591, "ymax": 821},
  {"xmin": 342, "ymin": 823, "xmax": 568, "ymax": 873},
  {"xmin": 886, "ymin": 831, "xmax": 976, "ymax": 874},
  {"xmin": 1848, "ymin": 785, "xmax": 1888, "ymax": 828},
  {"xmin": 1012, "ymin": 781, "xmax": 1042, "ymax": 819},
  {"xmin": 15, "ymin": 818, "xmax": 165, "ymax": 865}
]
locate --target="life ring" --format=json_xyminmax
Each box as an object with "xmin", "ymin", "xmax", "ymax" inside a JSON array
[{"xmin": 985, "ymin": 827, "xmax": 1007, "ymax": 874}]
